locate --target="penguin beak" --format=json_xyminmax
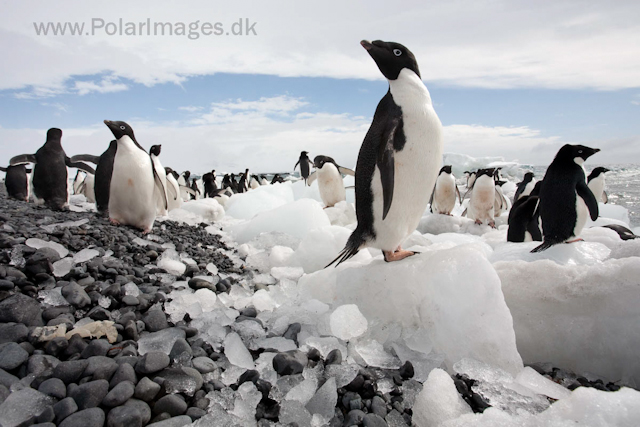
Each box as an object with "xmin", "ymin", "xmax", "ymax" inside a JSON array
[
  {"xmin": 103, "ymin": 120, "xmax": 116, "ymax": 131},
  {"xmin": 361, "ymin": 40, "xmax": 373, "ymax": 51},
  {"xmin": 594, "ymin": 148, "xmax": 601, "ymax": 153}
]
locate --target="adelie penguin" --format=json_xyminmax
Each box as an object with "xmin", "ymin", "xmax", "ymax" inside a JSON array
[
  {"xmin": 294, "ymin": 151, "xmax": 314, "ymax": 185},
  {"xmin": 307, "ymin": 155, "xmax": 356, "ymax": 208},
  {"xmin": 0, "ymin": 164, "xmax": 31, "ymax": 201},
  {"xmin": 10, "ymin": 128, "xmax": 95, "ymax": 210},
  {"xmin": 532, "ymin": 144, "xmax": 600, "ymax": 253},
  {"xmin": 103, "ymin": 120, "xmax": 167, "ymax": 233},
  {"xmin": 513, "ymin": 172, "xmax": 536, "ymax": 203},
  {"xmin": 164, "ymin": 167, "xmax": 183, "ymax": 211},
  {"xmin": 149, "ymin": 145, "xmax": 178, "ymax": 215},
  {"xmin": 465, "ymin": 168, "xmax": 498, "ymax": 228},
  {"xmin": 429, "ymin": 165, "xmax": 461, "ymax": 215},
  {"xmin": 71, "ymin": 140, "xmax": 116, "ymax": 214},
  {"xmin": 507, "ymin": 180, "xmax": 543, "ymax": 242},
  {"xmin": 587, "ymin": 167, "xmax": 609, "ymax": 204},
  {"xmin": 328, "ymin": 39, "xmax": 443, "ymax": 266}
]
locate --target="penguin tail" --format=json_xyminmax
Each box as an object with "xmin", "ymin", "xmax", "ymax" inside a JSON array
[
  {"xmin": 325, "ymin": 231, "xmax": 365, "ymax": 268},
  {"xmin": 531, "ymin": 241, "xmax": 556, "ymax": 253}
]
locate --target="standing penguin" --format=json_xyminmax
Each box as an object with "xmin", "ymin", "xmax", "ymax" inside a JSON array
[
  {"xmin": 465, "ymin": 168, "xmax": 498, "ymax": 227},
  {"xmin": 203, "ymin": 171, "xmax": 218, "ymax": 198},
  {"xmin": 164, "ymin": 167, "xmax": 182, "ymax": 211},
  {"xmin": 328, "ymin": 40, "xmax": 443, "ymax": 265},
  {"xmin": 513, "ymin": 172, "xmax": 536, "ymax": 203},
  {"xmin": 249, "ymin": 174, "xmax": 261, "ymax": 190},
  {"xmin": 103, "ymin": 120, "xmax": 167, "ymax": 233},
  {"xmin": 587, "ymin": 167, "xmax": 610, "ymax": 204},
  {"xmin": 294, "ymin": 151, "xmax": 314, "ymax": 184},
  {"xmin": 10, "ymin": 128, "xmax": 94, "ymax": 210},
  {"xmin": 71, "ymin": 140, "xmax": 116, "ymax": 213},
  {"xmin": 307, "ymin": 155, "xmax": 356, "ymax": 208},
  {"xmin": 237, "ymin": 169, "xmax": 249, "ymax": 193},
  {"xmin": 260, "ymin": 175, "xmax": 269, "ymax": 186},
  {"xmin": 150, "ymin": 145, "xmax": 177, "ymax": 216},
  {"xmin": 466, "ymin": 171, "xmax": 477, "ymax": 189},
  {"xmin": 0, "ymin": 165, "xmax": 31, "ymax": 201},
  {"xmin": 507, "ymin": 180, "xmax": 543, "ymax": 242},
  {"xmin": 532, "ymin": 144, "xmax": 600, "ymax": 252},
  {"xmin": 72, "ymin": 170, "xmax": 96, "ymax": 204},
  {"xmin": 429, "ymin": 165, "xmax": 461, "ymax": 215}
]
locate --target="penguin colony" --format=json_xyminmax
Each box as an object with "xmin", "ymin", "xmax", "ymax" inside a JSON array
[{"xmin": 1, "ymin": 40, "xmax": 629, "ymax": 251}]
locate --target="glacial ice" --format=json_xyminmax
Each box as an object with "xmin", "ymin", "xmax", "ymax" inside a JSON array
[
  {"xmin": 329, "ymin": 304, "xmax": 368, "ymax": 340},
  {"xmin": 223, "ymin": 332, "xmax": 255, "ymax": 370},
  {"xmin": 72, "ymin": 248, "xmax": 99, "ymax": 264},
  {"xmin": 157, "ymin": 248, "xmax": 186, "ymax": 275},
  {"xmin": 137, "ymin": 328, "xmax": 186, "ymax": 355},
  {"xmin": 26, "ymin": 238, "xmax": 69, "ymax": 258},
  {"xmin": 52, "ymin": 257, "xmax": 74, "ymax": 277},
  {"xmin": 413, "ymin": 368, "xmax": 473, "ymax": 427}
]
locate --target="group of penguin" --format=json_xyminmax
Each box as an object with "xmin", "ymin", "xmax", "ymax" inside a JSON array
[{"xmin": 2, "ymin": 39, "xmax": 636, "ymax": 260}]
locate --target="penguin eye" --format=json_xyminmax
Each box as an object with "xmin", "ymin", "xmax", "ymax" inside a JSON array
[
  {"xmin": 393, "ymin": 49, "xmax": 402, "ymax": 56},
  {"xmin": 120, "ymin": 126, "xmax": 125, "ymax": 130},
  {"xmin": 578, "ymin": 150, "xmax": 583, "ymax": 154}
]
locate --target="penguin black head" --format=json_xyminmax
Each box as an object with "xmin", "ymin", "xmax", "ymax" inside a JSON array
[
  {"xmin": 439, "ymin": 165, "xmax": 452, "ymax": 175},
  {"xmin": 301, "ymin": 151, "xmax": 309, "ymax": 157},
  {"xmin": 477, "ymin": 168, "xmax": 496, "ymax": 178},
  {"xmin": 104, "ymin": 120, "xmax": 137, "ymax": 143},
  {"xmin": 150, "ymin": 145, "xmax": 162, "ymax": 156},
  {"xmin": 555, "ymin": 144, "xmax": 600, "ymax": 165},
  {"xmin": 313, "ymin": 155, "xmax": 336, "ymax": 169},
  {"xmin": 589, "ymin": 166, "xmax": 610, "ymax": 180},
  {"xmin": 184, "ymin": 171, "xmax": 191, "ymax": 180},
  {"xmin": 46, "ymin": 128, "xmax": 63, "ymax": 142},
  {"xmin": 361, "ymin": 40, "xmax": 420, "ymax": 80}
]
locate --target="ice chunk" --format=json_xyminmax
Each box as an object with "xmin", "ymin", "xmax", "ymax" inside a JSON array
[
  {"xmin": 157, "ymin": 248, "xmax": 186, "ymax": 275},
  {"xmin": 252, "ymin": 337, "xmax": 297, "ymax": 352},
  {"xmin": 252, "ymin": 289, "xmax": 276, "ymax": 312},
  {"xmin": 300, "ymin": 245, "xmax": 523, "ymax": 375},
  {"xmin": 515, "ymin": 367, "xmax": 572, "ymax": 400},
  {"xmin": 413, "ymin": 368, "xmax": 472, "ymax": 426},
  {"xmin": 269, "ymin": 245, "xmax": 296, "ymax": 267},
  {"xmin": 324, "ymin": 201, "xmax": 357, "ymax": 227},
  {"xmin": 354, "ymin": 340, "xmax": 401, "ymax": 369},
  {"xmin": 181, "ymin": 198, "xmax": 225, "ymax": 221},
  {"xmin": 392, "ymin": 341, "xmax": 445, "ymax": 383},
  {"xmin": 324, "ymin": 363, "xmax": 359, "ymax": 388},
  {"xmin": 303, "ymin": 336, "xmax": 347, "ymax": 359},
  {"xmin": 286, "ymin": 376, "xmax": 318, "ymax": 405},
  {"xmin": 305, "ymin": 377, "xmax": 337, "ymax": 420},
  {"xmin": 137, "ymin": 328, "xmax": 186, "ymax": 355},
  {"xmin": 225, "ymin": 182, "xmax": 294, "ymax": 220},
  {"xmin": 224, "ymin": 332, "xmax": 255, "ymax": 369},
  {"xmin": 40, "ymin": 218, "xmax": 89, "ymax": 233},
  {"xmin": 294, "ymin": 226, "xmax": 372, "ymax": 273},
  {"xmin": 122, "ymin": 281, "xmax": 141, "ymax": 297},
  {"xmin": 25, "ymin": 238, "xmax": 69, "ymax": 258},
  {"xmin": 0, "ymin": 388, "xmax": 55, "ymax": 427},
  {"xmin": 230, "ymin": 199, "xmax": 331, "ymax": 244},
  {"xmin": 279, "ymin": 400, "xmax": 312, "ymax": 426},
  {"xmin": 230, "ymin": 381, "xmax": 262, "ymax": 422},
  {"xmin": 206, "ymin": 263, "xmax": 218, "ymax": 275},
  {"xmin": 73, "ymin": 248, "xmax": 99, "ymax": 264},
  {"xmin": 38, "ymin": 288, "xmax": 69, "ymax": 307},
  {"xmin": 9, "ymin": 246, "xmax": 25, "ymax": 268},
  {"xmin": 271, "ymin": 266, "xmax": 304, "ymax": 281},
  {"xmin": 489, "ymin": 241, "xmax": 610, "ymax": 265},
  {"xmin": 52, "ymin": 257, "xmax": 74, "ymax": 277},
  {"xmin": 330, "ymin": 304, "xmax": 368, "ymax": 340},
  {"xmin": 98, "ymin": 295, "xmax": 111, "ymax": 309},
  {"xmin": 496, "ymin": 255, "xmax": 640, "ymax": 384}
]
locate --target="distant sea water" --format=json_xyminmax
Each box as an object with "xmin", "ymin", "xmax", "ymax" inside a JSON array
[{"xmin": 532, "ymin": 164, "xmax": 640, "ymax": 228}]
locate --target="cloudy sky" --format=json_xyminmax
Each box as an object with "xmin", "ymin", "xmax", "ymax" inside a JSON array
[{"xmin": 1, "ymin": 0, "xmax": 639, "ymax": 173}]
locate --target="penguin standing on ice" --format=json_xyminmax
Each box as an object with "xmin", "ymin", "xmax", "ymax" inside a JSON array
[
  {"xmin": 465, "ymin": 168, "xmax": 498, "ymax": 227},
  {"xmin": 587, "ymin": 167, "xmax": 610, "ymax": 204},
  {"xmin": 0, "ymin": 165, "xmax": 31, "ymax": 201},
  {"xmin": 513, "ymin": 172, "xmax": 536, "ymax": 203},
  {"xmin": 249, "ymin": 174, "xmax": 261, "ymax": 189},
  {"xmin": 237, "ymin": 169, "xmax": 249, "ymax": 193},
  {"xmin": 294, "ymin": 151, "xmax": 314, "ymax": 184},
  {"xmin": 103, "ymin": 120, "xmax": 167, "ymax": 233},
  {"xmin": 203, "ymin": 170, "xmax": 218, "ymax": 197},
  {"xmin": 328, "ymin": 39, "xmax": 443, "ymax": 266},
  {"xmin": 307, "ymin": 155, "xmax": 356, "ymax": 208},
  {"xmin": 429, "ymin": 165, "xmax": 461, "ymax": 215},
  {"xmin": 507, "ymin": 180, "xmax": 543, "ymax": 242},
  {"xmin": 260, "ymin": 175, "xmax": 269, "ymax": 186},
  {"xmin": 532, "ymin": 144, "xmax": 600, "ymax": 252},
  {"xmin": 10, "ymin": 128, "xmax": 94, "ymax": 210}
]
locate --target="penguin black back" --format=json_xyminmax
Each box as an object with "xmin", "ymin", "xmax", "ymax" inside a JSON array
[
  {"xmin": 507, "ymin": 181, "xmax": 543, "ymax": 242},
  {"xmin": 31, "ymin": 128, "xmax": 68, "ymax": 210},
  {"xmin": 1, "ymin": 165, "xmax": 30, "ymax": 201},
  {"xmin": 532, "ymin": 144, "xmax": 600, "ymax": 252},
  {"xmin": 95, "ymin": 140, "xmax": 117, "ymax": 213}
]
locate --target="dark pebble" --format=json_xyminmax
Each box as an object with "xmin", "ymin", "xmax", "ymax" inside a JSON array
[
  {"xmin": 109, "ymin": 362, "xmax": 137, "ymax": 388},
  {"xmin": 0, "ymin": 341, "xmax": 29, "ymax": 370},
  {"xmin": 53, "ymin": 359, "xmax": 89, "ymax": 384},
  {"xmin": 107, "ymin": 405, "xmax": 142, "ymax": 427},
  {"xmin": 134, "ymin": 376, "xmax": 161, "ymax": 401},
  {"xmin": 153, "ymin": 394, "xmax": 188, "ymax": 416},
  {"xmin": 272, "ymin": 350, "xmax": 308, "ymax": 376},
  {"xmin": 58, "ymin": 408, "xmax": 105, "ymax": 427},
  {"xmin": 363, "ymin": 413, "xmax": 388, "ymax": 427},
  {"xmin": 38, "ymin": 377, "xmax": 67, "ymax": 399},
  {"xmin": 399, "ymin": 361, "xmax": 414, "ymax": 379},
  {"xmin": 68, "ymin": 379, "xmax": 110, "ymax": 410},
  {"xmin": 0, "ymin": 293, "xmax": 43, "ymax": 326},
  {"xmin": 325, "ymin": 349, "xmax": 342, "ymax": 365},
  {"xmin": 143, "ymin": 309, "xmax": 169, "ymax": 332},
  {"xmin": 53, "ymin": 397, "xmax": 78, "ymax": 423},
  {"xmin": 102, "ymin": 380, "xmax": 135, "ymax": 407},
  {"xmin": 125, "ymin": 398, "xmax": 152, "ymax": 425},
  {"xmin": 136, "ymin": 351, "xmax": 170, "ymax": 374}
]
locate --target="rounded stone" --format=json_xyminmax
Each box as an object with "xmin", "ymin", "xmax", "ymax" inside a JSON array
[
  {"xmin": 52, "ymin": 360, "xmax": 88, "ymax": 384},
  {"xmin": 68, "ymin": 379, "xmax": 109, "ymax": 410},
  {"xmin": 38, "ymin": 377, "xmax": 67, "ymax": 399},
  {"xmin": 0, "ymin": 342, "xmax": 29, "ymax": 370},
  {"xmin": 58, "ymin": 408, "xmax": 105, "ymax": 427},
  {"xmin": 272, "ymin": 350, "xmax": 308, "ymax": 376},
  {"xmin": 53, "ymin": 397, "xmax": 78, "ymax": 424},
  {"xmin": 136, "ymin": 352, "xmax": 170, "ymax": 375},
  {"xmin": 143, "ymin": 310, "xmax": 169, "ymax": 332},
  {"xmin": 107, "ymin": 405, "xmax": 142, "ymax": 427},
  {"xmin": 102, "ymin": 380, "xmax": 135, "ymax": 407},
  {"xmin": 152, "ymin": 394, "xmax": 188, "ymax": 416},
  {"xmin": 134, "ymin": 376, "xmax": 161, "ymax": 402}
]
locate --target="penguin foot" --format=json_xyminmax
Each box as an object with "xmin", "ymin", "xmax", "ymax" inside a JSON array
[
  {"xmin": 475, "ymin": 219, "xmax": 483, "ymax": 225},
  {"xmin": 489, "ymin": 220, "xmax": 496, "ymax": 228},
  {"xmin": 565, "ymin": 238, "xmax": 584, "ymax": 244},
  {"xmin": 383, "ymin": 248, "xmax": 416, "ymax": 262},
  {"xmin": 109, "ymin": 218, "xmax": 120, "ymax": 226},
  {"xmin": 142, "ymin": 228, "xmax": 152, "ymax": 235}
]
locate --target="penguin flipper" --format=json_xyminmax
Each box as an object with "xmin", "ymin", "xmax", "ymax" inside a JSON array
[
  {"xmin": 378, "ymin": 117, "xmax": 404, "ymax": 220},
  {"xmin": 180, "ymin": 185, "xmax": 197, "ymax": 196},
  {"xmin": 455, "ymin": 185, "xmax": 462, "ymax": 204},
  {"xmin": 151, "ymin": 163, "xmax": 168, "ymax": 210},
  {"xmin": 577, "ymin": 180, "xmax": 599, "ymax": 221},
  {"xmin": 10, "ymin": 154, "xmax": 36, "ymax": 166},
  {"xmin": 603, "ymin": 191, "xmax": 608, "ymax": 204},
  {"xmin": 65, "ymin": 157, "xmax": 96, "ymax": 175},
  {"xmin": 531, "ymin": 241, "xmax": 557, "ymax": 253},
  {"xmin": 337, "ymin": 166, "xmax": 355, "ymax": 177},
  {"xmin": 428, "ymin": 182, "xmax": 437, "ymax": 213},
  {"xmin": 293, "ymin": 160, "xmax": 300, "ymax": 171},
  {"xmin": 0, "ymin": 166, "xmax": 6, "ymax": 172},
  {"xmin": 307, "ymin": 171, "xmax": 317, "ymax": 187},
  {"xmin": 70, "ymin": 154, "xmax": 100, "ymax": 164}
]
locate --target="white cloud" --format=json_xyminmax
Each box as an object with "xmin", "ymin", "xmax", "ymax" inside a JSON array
[
  {"xmin": 74, "ymin": 75, "xmax": 128, "ymax": 95},
  {"xmin": 178, "ymin": 106, "xmax": 203, "ymax": 112},
  {"xmin": 40, "ymin": 102, "xmax": 68, "ymax": 115},
  {"xmin": 1, "ymin": 0, "xmax": 639, "ymax": 96}
]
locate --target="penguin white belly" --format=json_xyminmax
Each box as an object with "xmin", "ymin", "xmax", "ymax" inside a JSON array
[
  {"xmin": 73, "ymin": 173, "xmax": 85, "ymax": 195},
  {"xmin": 524, "ymin": 231, "xmax": 533, "ymax": 242},
  {"xmin": 318, "ymin": 163, "xmax": 346, "ymax": 208},
  {"xmin": 250, "ymin": 178, "xmax": 260, "ymax": 190},
  {"xmin": 166, "ymin": 174, "xmax": 182, "ymax": 211},
  {"xmin": 521, "ymin": 180, "xmax": 536, "ymax": 198},
  {"xmin": 369, "ymin": 110, "xmax": 442, "ymax": 250},
  {"xmin": 573, "ymin": 194, "xmax": 588, "ymax": 238},
  {"xmin": 588, "ymin": 177, "xmax": 605, "ymax": 203},
  {"xmin": 151, "ymin": 156, "xmax": 168, "ymax": 216},
  {"xmin": 433, "ymin": 174, "xmax": 456, "ymax": 214},
  {"xmin": 84, "ymin": 173, "xmax": 96, "ymax": 203},
  {"xmin": 260, "ymin": 178, "xmax": 269, "ymax": 186},
  {"xmin": 468, "ymin": 177, "xmax": 495, "ymax": 223},
  {"xmin": 109, "ymin": 142, "xmax": 156, "ymax": 231}
]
